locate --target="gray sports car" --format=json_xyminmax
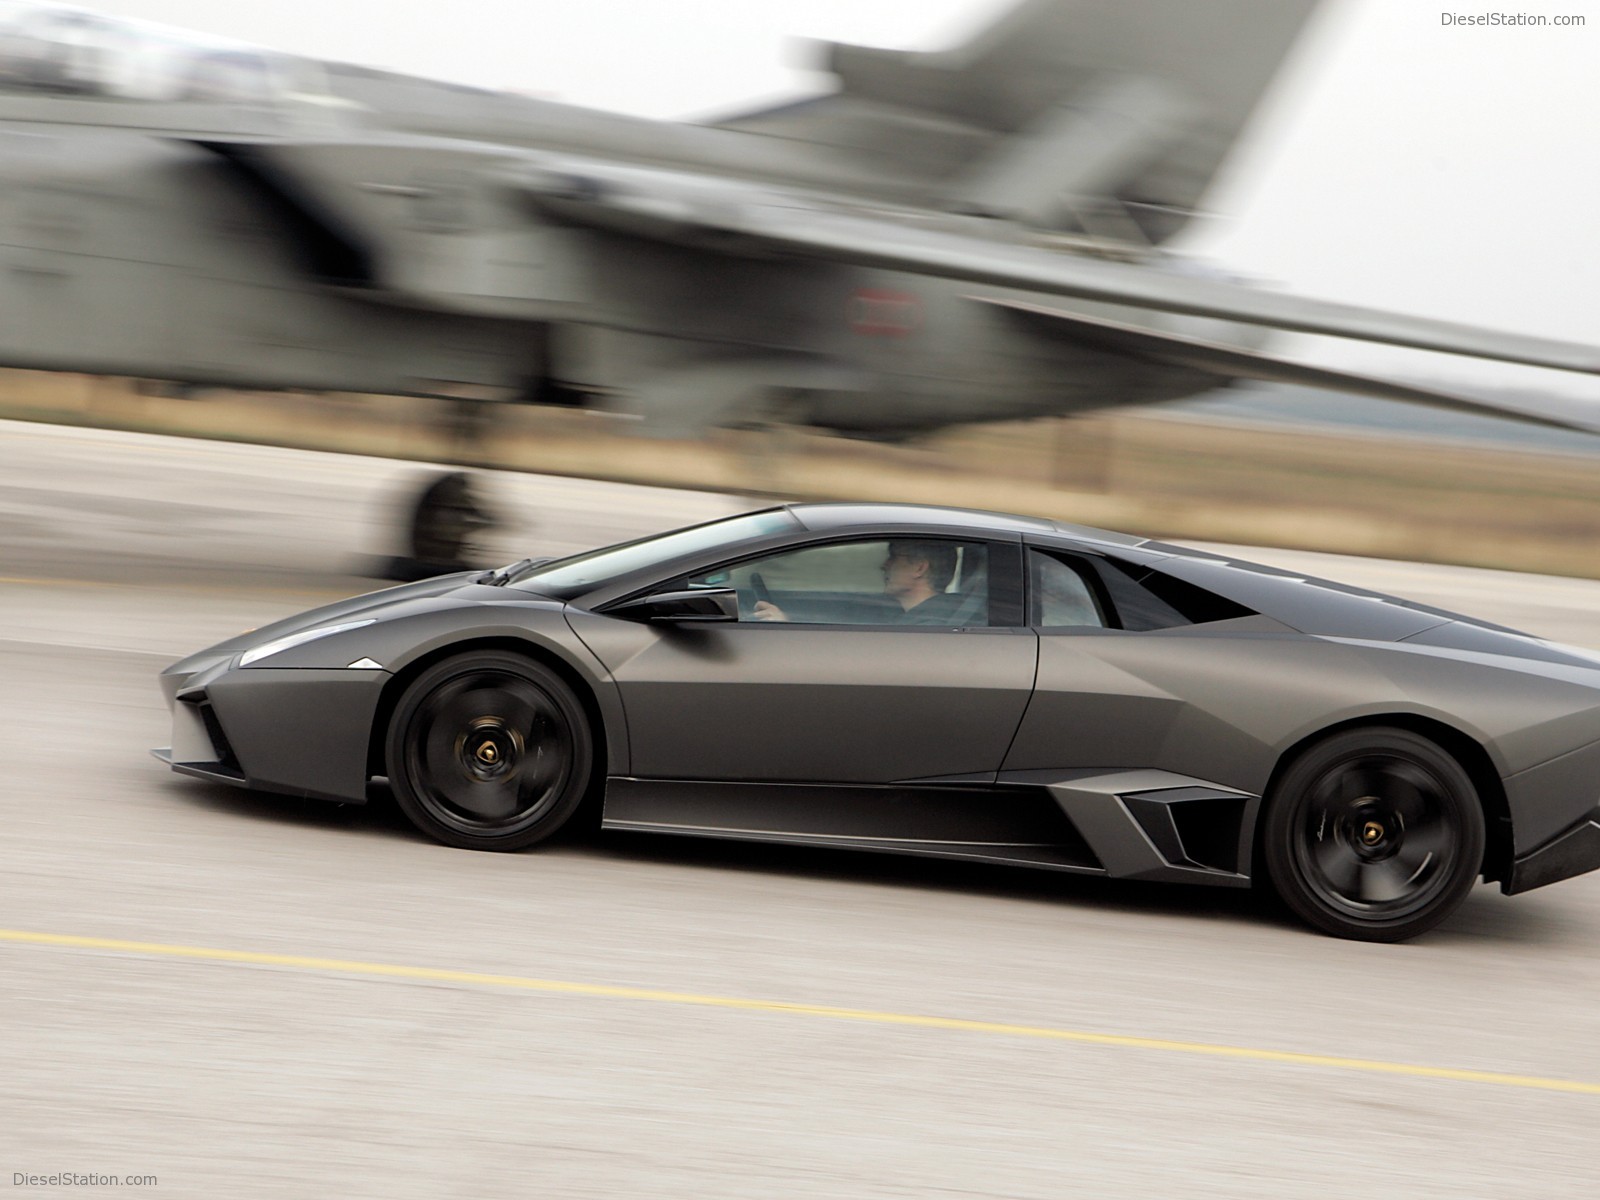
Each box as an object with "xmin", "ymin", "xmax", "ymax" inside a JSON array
[{"xmin": 154, "ymin": 503, "xmax": 1600, "ymax": 941}]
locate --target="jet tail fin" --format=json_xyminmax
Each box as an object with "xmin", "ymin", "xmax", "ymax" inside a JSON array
[{"xmin": 720, "ymin": 0, "xmax": 1327, "ymax": 241}]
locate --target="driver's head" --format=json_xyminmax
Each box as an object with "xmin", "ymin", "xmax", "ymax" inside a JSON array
[{"xmin": 883, "ymin": 541, "xmax": 957, "ymax": 606}]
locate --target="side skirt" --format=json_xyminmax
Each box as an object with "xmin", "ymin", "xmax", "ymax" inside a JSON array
[
  {"xmin": 603, "ymin": 778, "xmax": 1105, "ymax": 873},
  {"xmin": 602, "ymin": 775, "xmax": 1260, "ymax": 886}
]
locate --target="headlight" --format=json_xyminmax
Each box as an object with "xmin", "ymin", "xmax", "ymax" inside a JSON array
[{"xmin": 239, "ymin": 619, "xmax": 376, "ymax": 667}]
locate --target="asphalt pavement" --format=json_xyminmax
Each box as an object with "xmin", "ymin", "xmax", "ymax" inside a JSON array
[{"xmin": 3, "ymin": 419, "xmax": 1599, "ymax": 1199}]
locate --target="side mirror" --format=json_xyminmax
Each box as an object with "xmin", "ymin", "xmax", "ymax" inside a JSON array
[{"xmin": 607, "ymin": 587, "xmax": 738, "ymax": 623}]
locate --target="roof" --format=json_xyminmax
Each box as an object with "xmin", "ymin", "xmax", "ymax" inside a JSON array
[{"xmin": 787, "ymin": 501, "xmax": 1151, "ymax": 548}]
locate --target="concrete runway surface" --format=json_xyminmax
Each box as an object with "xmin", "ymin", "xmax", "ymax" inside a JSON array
[{"xmin": 3, "ymin": 419, "xmax": 1599, "ymax": 1199}]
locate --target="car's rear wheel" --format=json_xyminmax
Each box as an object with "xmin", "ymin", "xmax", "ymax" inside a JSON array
[
  {"xmin": 1263, "ymin": 728, "xmax": 1485, "ymax": 942},
  {"xmin": 386, "ymin": 650, "xmax": 593, "ymax": 851}
]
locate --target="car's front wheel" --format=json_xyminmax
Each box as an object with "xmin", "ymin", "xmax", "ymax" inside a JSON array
[
  {"xmin": 386, "ymin": 650, "xmax": 594, "ymax": 851},
  {"xmin": 1263, "ymin": 727, "xmax": 1485, "ymax": 942}
]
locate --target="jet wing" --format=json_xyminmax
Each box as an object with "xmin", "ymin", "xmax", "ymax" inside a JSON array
[
  {"xmin": 518, "ymin": 162, "xmax": 1600, "ymax": 380},
  {"xmin": 980, "ymin": 298, "xmax": 1600, "ymax": 434}
]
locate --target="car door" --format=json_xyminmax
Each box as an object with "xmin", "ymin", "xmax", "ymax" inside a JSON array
[
  {"xmin": 573, "ymin": 536, "xmax": 1035, "ymax": 784},
  {"xmin": 1001, "ymin": 544, "xmax": 1272, "ymax": 781}
]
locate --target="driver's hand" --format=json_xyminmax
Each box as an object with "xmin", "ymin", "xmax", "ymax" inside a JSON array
[{"xmin": 753, "ymin": 601, "xmax": 788, "ymax": 622}]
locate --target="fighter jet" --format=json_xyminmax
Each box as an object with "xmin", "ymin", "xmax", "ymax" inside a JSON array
[{"xmin": 0, "ymin": 0, "xmax": 1594, "ymax": 567}]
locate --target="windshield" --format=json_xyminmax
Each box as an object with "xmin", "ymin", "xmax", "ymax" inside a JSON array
[
  {"xmin": 0, "ymin": 2, "xmax": 332, "ymax": 104},
  {"xmin": 510, "ymin": 509, "xmax": 801, "ymax": 598}
]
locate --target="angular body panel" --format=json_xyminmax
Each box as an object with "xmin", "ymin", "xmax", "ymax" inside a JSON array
[
  {"xmin": 579, "ymin": 622, "xmax": 1036, "ymax": 783},
  {"xmin": 204, "ymin": 667, "xmax": 388, "ymax": 803}
]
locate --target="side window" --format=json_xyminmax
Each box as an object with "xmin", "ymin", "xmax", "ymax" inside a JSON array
[
  {"xmin": 687, "ymin": 539, "xmax": 997, "ymax": 627},
  {"xmin": 1093, "ymin": 556, "xmax": 1257, "ymax": 631},
  {"xmin": 1028, "ymin": 550, "xmax": 1108, "ymax": 628}
]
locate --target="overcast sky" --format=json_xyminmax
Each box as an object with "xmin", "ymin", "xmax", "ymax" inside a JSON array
[{"xmin": 76, "ymin": 1, "xmax": 1600, "ymax": 396}]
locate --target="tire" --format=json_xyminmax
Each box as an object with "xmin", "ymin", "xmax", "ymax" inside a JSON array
[
  {"xmin": 1262, "ymin": 727, "xmax": 1485, "ymax": 942},
  {"xmin": 385, "ymin": 651, "xmax": 594, "ymax": 851}
]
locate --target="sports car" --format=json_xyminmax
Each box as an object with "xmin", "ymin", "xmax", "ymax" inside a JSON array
[{"xmin": 154, "ymin": 503, "xmax": 1600, "ymax": 941}]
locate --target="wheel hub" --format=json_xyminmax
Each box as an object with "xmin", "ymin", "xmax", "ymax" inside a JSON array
[
  {"xmin": 1338, "ymin": 796, "xmax": 1406, "ymax": 863},
  {"xmin": 457, "ymin": 717, "xmax": 525, "ymax": 783}
]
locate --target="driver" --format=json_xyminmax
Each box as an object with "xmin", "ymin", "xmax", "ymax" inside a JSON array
[{"xmin": 753, "ymin": 540, "xmax": 966, "ymax": 625}]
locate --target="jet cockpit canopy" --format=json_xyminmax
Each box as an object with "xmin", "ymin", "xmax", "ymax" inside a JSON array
[{"xmin": 0, "ymin": 2, "xmax": 334, "ymax": 105}]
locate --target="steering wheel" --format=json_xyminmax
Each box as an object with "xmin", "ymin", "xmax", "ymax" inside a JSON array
[{"xmin": 737, "ymin": 571, "xmax": 775, "ymax": 620}]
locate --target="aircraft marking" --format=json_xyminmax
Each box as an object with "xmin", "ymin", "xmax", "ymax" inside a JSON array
[{"xmin": 849, "ymin": 288, "xmax": 922, "ymax": 337}]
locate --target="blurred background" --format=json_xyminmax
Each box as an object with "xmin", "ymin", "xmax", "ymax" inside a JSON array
[
  {"xmin": 7, "ymin": 369, "xmax": 1600, "ymax": 577},
  {"xmin": 2, "ymin": 0, "xmax": 1596, "ymax": 578}
]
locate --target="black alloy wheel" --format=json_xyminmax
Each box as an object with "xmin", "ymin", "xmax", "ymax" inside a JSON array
[
  {"xmin": 386, "ymin": 651, "xmax": 594, "ymax": 851},
  {"xmin": 1263, "ymin": 728, "xmax": 1485, "ymax": 942}
]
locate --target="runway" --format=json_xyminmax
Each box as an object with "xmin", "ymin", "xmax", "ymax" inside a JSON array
[{"xmin": 3, "ymin": 419, "xmax": 1599, "ymax": 1198}]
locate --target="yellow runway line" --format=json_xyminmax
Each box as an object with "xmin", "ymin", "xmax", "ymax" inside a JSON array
[{"xmin": 5, "ymin": 927, "xmax": 1599, "ymax": 1096}]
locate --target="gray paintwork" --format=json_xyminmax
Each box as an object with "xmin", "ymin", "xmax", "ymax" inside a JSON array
[
  {"xmin": 156, "ymin": 502, "xmax": 1600, "ymax": 902},
  {"xmin": 0, "ymin": 0, "xmax": 1596, "ymax": 445}
]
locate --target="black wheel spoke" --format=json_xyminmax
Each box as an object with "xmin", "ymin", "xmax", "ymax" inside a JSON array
[
  {"xmin": 1393, "ymin": 831, "xmax": 1447, "ymax": 882},
  {"xmin": 1357, "ymin": 859, "xmax": 1414, "ymax": 904},
  {"xmin": 1309, "ymin": 837, "xmax": 1361, "ymax": 894},
  {"xmin": 418, "ymin": 688, "xmax": 484, "ymax": 775},
  {"xmin": 1379, "ymin": 761, "xmax": 1433, "ymax": 824},
  {"xmin": 470, "ymin": 682, "xmax": 541, "ymax": 727},
  {"xmin": 421, "ymin": 715, "xmax": 458, "ymax": 778},
  {"xmin": 519, "ymin": 740, "xmax": 566, "ymax": 796},
  {"xmin": 451, "ymin": 778, "xmax": 522, "ymax": 820},
  {"xmin": 1307, "ymin": 770, "xmax": 1346, "ymax": 811},
  {"xmin": 427, "ymin": 684, "xmax": 485, "ymax": 730},
  {"xmin": 1339, "ymin": 766, "xmax": 1383, "ymax": 806}
]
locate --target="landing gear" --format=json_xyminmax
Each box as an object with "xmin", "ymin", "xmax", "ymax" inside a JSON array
[{"xmin": 382, "ymin": 470, "xmax": 497, "ymax": 580}]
